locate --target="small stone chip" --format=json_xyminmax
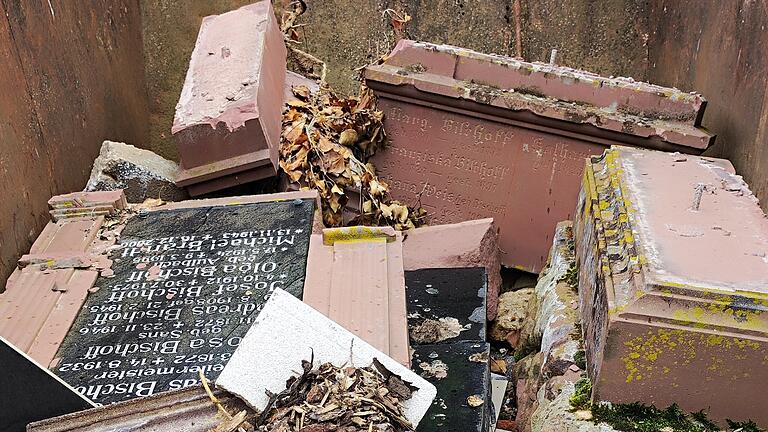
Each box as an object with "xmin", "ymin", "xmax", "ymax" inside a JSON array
[{"xmin": 467, "ymin": 394, "xmax": 484, "ymax": 407}]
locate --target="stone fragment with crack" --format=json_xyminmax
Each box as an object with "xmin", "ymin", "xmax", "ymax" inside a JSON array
[{"xmin": 85, "ymin": 140, "xmax": 188, "ymax": 203}]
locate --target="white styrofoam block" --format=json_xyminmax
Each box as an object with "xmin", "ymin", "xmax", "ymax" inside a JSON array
[{"xmin": 217, "ymin": 288, "xmax": 437, "ymax": 426}]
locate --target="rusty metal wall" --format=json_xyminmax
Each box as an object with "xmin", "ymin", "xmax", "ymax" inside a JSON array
[
  {"xmin": 0, "ymin": 0, "xmax": 149, "ymax": 289},
  {"xmin": 647, "ymin": 0, "xmax": 768, "ymax": 213}
]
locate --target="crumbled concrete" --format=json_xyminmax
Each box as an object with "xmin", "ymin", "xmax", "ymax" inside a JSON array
[
  {"xmin": 85, "ymin": 141, "xmax": 187, "ymax": 203},
  {"xmin": 410, "ymin": 317, "xmax": 467, "ymax": 344},
  {"xmin": 490, "ymin": 288, "xmax": 534, "ymax": 347}
]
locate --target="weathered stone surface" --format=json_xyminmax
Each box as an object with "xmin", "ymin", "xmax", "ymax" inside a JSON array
[
  {"xmin": 85, "ymin": 141, "xmax": 188, "ymax": 203},
  {"xmin": 53, "ymin": 197, "xmax": 316, "ymax": 404},
  {"xmin": 364, "ymin": 40, "xmax": 712, "ymax": 274},
  {"xmin": 490, "ymin": 288, "xmax": 533, "ymax": 347},
  {"xmin": 574, "ymin": 146, "xmax": 768, "ymax": 425},
  {"xmin": 512, "ymin": 351, "xmax": 544, "ymax": 430},
  {"xmin": 520, "ymin": 221, "xmax": 581, "ymax": 377},
  {"xmin": 411, "ymin": 341, "xmax": 492, "ymax": 432},
  {"xmin": 406, "ymin": 268, "xmax": 486, "ymax": 345}
]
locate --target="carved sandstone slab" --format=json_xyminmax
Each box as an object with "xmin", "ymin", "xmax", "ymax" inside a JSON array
[
  {"xmin": 52, "ymin": 195, "xmax": 316, "ymax": 404},
  {"xmin": 574, "ymin": 146, "xmax": 768, "ymax": 425},
  {"xmin": 172, "ymin": 1, "xmax": 286, "ymax": 196},
  {"xmin": 364, "ymin": 40, "xmax": 714, "ymax": 272}
]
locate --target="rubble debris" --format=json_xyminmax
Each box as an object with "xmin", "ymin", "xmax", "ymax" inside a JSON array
[
  {"xmin": 279, "ymin": 83, "xmax": 425, "ymax": 229},
  {"xmin": 0, "ymin": 336, "xmax": 93, "ymax": 432},
  {"xmin": 48, "ymin": 190, "xmax": 126, "ymax": 221},
  {"xmin": 216, "ymin": 288, "xmax": 437, "ymax": 426},
  {"xmin": 172, "ymin": 1, "xmax": 287, "ymax": 196},
  {"xmin": 401, "ymin": 219, "xmax": 502, "ymax": 320},
  {"xmin": 409, "ymin": 318, "xmax": 466, "ymax": 345},
  {"xmin": 490, "ymin": 288, "xmax": 534, "ymax": 348},
  {"xmin": 304, "ymin": 226, "xmax": 410, "ymax": 366},
  {"xmin": 490, "ymin": 373, "xmax": 509, "ymax": 427},
  {"xmin": 363, "ymin": 39, "xmax": 714, "ymax": 273},
  {"xmin": 411, "ymin": 342, "xmax": 492, "ymax": 432},
  {"xmin": 574, "ymin": 146, "xmax": 768, "ymax": 426},
  {"xmin": 0, "ymin": 191, "xmax": 130, "ymax": 366},
  {"xmin": 26, "ymin": 386, "xmax": 254, "ymax": 432},
  {"xmin": 405, "ymin": 268, "xmax": 486, "ymax": 345},
  {"xmin": 51, "ymin": 192, "xmax": 318, "ymax": 404},
  {"xmin": 85, "ymin": 140, "xmax": 188, "ymax": 203},
  {"xmin": 249, "ymin": 357, "xmax": 417, "ymax": 432}
]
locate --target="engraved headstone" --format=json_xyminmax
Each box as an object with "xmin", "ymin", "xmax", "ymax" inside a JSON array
[{"xmin": 53, "ymin": 198, "xmax": 315, "ymax": 404}]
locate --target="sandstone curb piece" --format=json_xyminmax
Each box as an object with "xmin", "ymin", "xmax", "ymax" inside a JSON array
[
  {"xmin": 402, "ymin": 218, "xmax": 502, "ymax": 320},
  {"xmin": 575, "ymin": 146, "xmax": 768, "ymax": 425},
  {"xmin": 172, "ymin": 1, "xmax": 287, "ymax": 195},
  {"xmin": 303, "ymin": 226, "xmax": 410, "ymax": 366},
  {"xmin": 217, "ymin": 288, "xmax": 437, "ymax": 426},
  {"xmin": 85, "ymin": 141, "xmax": 188, "ymax": 203}
]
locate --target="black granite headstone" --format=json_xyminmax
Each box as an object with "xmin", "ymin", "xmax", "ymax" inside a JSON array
[
  {"xmin": 53, "ymin": 199, "xmax": 314, "ymax": 404},
  {"xmin": 405, "ymin": 267, "xmax": 487, "ymax": 344},
  {"xmin": 411, "ymin": 341, "xmax": 492, "ymax": 432},
  {"xmin": 1, "ymin": 337, "xmax": 93, "ymax": 432}
]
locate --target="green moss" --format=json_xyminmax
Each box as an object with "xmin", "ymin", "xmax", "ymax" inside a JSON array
[
  {"xmin": 574, "ymin": 349, "xmax": 587, "ymax": 370},
  {"xmin": 569, "ymin": 378, "xmax": 592, "ymax": 410},
  {"xmin": 576, "ymin": 399, "xmax": 764, "ymax": 432},
  {"xmin": 726, "ymin": 420, "xmax": 762, "ymax": 432},
  {"xmin": 559, "ymin": 263, "xmax": 579, "ymax": 290}
]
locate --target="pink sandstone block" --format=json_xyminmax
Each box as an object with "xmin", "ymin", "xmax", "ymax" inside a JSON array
[
  {"xmin": 172, "ymin": 1, "xmax": 287, "ymax": 194},
  {"xmin": 303, "ymin": 226, "xmax": 411, "ymax": 366},
  {"xmin": 574, "ymin": 146, "xmax": 768, "ymax": 426},
  {"xmin": 401, "ymin": 218, "xmax": 502, "ymax": 320}
]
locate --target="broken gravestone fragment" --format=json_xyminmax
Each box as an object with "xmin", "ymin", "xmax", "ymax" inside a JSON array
[
  {"xmin": 405, "ymin": 267, "xmax": 487, "ymax": 345},
  {"xmin": 575, "ymin": 145, "xmax": 768, "ymax": 426},
  {"xmin": 52, "ymin": 196, "xmax": 316, "ymax": 404},
  {"xmin": 412, "ymin": 341, "xmax": 492, "ymax": 432},
  {"xmin": 85, "ymin": 141, "xmax": 188, "ymax": 203},
  {"xmin": 401, "ymin": 219, "xmax": 501, "ymax": 320},
  {"xmin": 216, "ymin": 288, "xmax": 437, "ymax": 427},
  {"xmin": 364, "ymin": 39, "xmax": 714, "ymax": 273},
  {"xmin": 172, "ymin": 1, "xmax": 287, "ymax": 196}
]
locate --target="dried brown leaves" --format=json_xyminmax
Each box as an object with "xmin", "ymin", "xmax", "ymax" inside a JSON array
[
  {"xmin": 279, "ymin": 85, "xmax": 426, "ymax": 229},
  {"xmin": 255, "ymin": 359, "xmax": 416, "ymax": 432}
]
